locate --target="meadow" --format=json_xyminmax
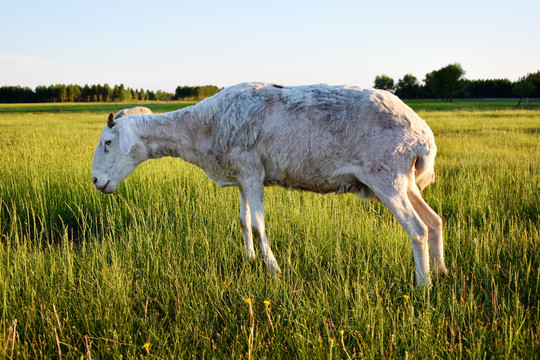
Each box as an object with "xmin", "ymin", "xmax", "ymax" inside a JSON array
[{"xmin": 0, "ymin": 101, "xmax": 538, "ymax": 358}]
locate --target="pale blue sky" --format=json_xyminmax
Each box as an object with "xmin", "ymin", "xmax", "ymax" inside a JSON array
[{"xmin": 1, "ymin": 0, "xmax": 539, "ymax": 92}]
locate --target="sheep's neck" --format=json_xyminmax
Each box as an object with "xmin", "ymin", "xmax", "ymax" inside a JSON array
[{"xmin": 135, "ymin": 109, "xmax": 212, "ymax": 168}]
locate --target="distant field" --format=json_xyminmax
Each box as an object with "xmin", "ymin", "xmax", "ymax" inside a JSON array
[
  {"xmin": 0, "ymin": 97, "xmax": 537, "ymax": 114},
  {"xmin": 0, "ymin": 101, "xmax": 195, "ymax": 114},
  {"xmin": 407, "ymin": 98, "xmax": 539, "ymax": 111},
  {"xmin": 0, "ymin": 105, "xmax": 538, "ymax": 358}
]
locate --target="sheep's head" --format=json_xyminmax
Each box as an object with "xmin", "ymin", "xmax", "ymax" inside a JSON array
[{"xmin": 91, "ymin": 113, "xmax": 146, "ymax": 194}]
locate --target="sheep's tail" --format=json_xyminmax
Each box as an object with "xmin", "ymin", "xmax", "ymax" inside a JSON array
[{"xmin": 410, "ymin": 151, "xmax": 436, "ymax": 191}]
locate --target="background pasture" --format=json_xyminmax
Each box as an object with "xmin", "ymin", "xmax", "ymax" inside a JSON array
[{"xmin": 0, "ymin": 102, "xmax": 538, "ymax": 358}]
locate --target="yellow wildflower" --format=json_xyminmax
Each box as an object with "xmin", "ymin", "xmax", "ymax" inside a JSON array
[
  {"xmin": 263, "ymin": 300, "xmax": 271, "ymax": 308},
  {"xmin": 403, "ymin": 295, "xmax": 410, "ymax": 301},
  {"xmin": 244, "ymin": 298, "xmax": 252, "ymax": 305},
  {"xmin": 141, "ymin": 342, "xmax": 150, "ymax": 350}
]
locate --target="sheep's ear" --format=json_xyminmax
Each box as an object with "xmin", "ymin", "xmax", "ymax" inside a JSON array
[
  {"xmin": 107, "ymin": 113, "xmax": 115, "ymax": 128},
  {"xmin": 118, "ymin": 126, "xmax": 136, "ymax": 154}
]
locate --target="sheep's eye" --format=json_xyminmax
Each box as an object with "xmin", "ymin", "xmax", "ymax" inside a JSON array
[{"xmin": 104, "ymin": 140, "xmax": 112, "ymax": 152}]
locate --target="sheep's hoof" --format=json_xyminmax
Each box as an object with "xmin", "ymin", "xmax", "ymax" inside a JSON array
[
  {"xmin": 432, "ymin": 260, "xmax": 448, "ymax": 276},
  {"xmin": 431, "ymin": 257, "xmax": 448, "ymax": 276},
  {"xmin": 437, "ymin": 266, "xmax": 449, "ymax": 276},
  {"xmin": 415, "ymin": 276, "xmax": 432, "ymax": 290},
  {"xmin": 267, "ymin": 262, "xmax": 282, "ymax": 279},
  {"xmin": 244, "ymin": 252, "xmax": 256, "ymax": 264}
]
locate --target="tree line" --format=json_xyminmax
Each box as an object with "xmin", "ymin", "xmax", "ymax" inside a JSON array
[
  {"xmin": 374, "ymin": 64, "xmax": 540, "ymax": 102},
  {"xmin": 2, "ymin": 67, "xmax": 539, "ymax": 103},
  {"xmin": 174, "ymin": 85, "xmax": 222, "ymax": 100},
  {"xmin": 0, "ymin": 84, "xmax": 222, "ymax": 103}
]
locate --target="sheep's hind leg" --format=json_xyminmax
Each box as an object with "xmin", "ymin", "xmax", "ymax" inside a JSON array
[
  {"xmin": 239, "ymin": 187, "xmax": 256, "ymax": 263},
  {"xmin": 366, "ymin": 174, "xmax": 431, "ymax": 288},
  {"xmin": 240, "ymin": 179, "xmax": 281, "ymax": 277},
  {"xmin": 407, "ymin": 183, "xmax": 448, "ymax": 275}
]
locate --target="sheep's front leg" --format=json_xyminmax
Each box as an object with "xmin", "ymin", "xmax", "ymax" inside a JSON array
[
  {"xmin": 239, "ymin": 187, "xmax": 256, "ymax": 263},
  {"xmin": 241, "ymin": 180, "xmax": 281, "ymax": 276}
]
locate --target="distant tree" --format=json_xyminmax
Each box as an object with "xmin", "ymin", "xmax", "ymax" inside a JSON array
[
  {"xmin": 174, "ymin": 85, "xmax": 222, "ymax": 100},
  {"xmin": 66, "ymin": 85, "xmax": 75, "ymax": 102},
  {"xmin": 198, "ymin": 85, "xmax": 222, "ymax": 98},
  {"xmin": 522, "ymin": 70, "xmax": 540, "ymax": 97},
  {"xmin": 464, "ymin": 79, "xmax": 513, "ymax": 98},
  {"xmin": 0, "ymin": 86, "xmax": 34, "ymax": 102},
  {"xmin": 91, "ymin": 85, "xmax": 99, "ymax": 102},
  {"xmin": 126, "ymin": 86, "xmax": 134, "ymax": 101},
  {"xmin": 111, "ymin": 85, "xmax": 119, "ymax": 102},
  {"xmin": 395, "ymin": 74, "xmax": 420, "ymax": 98},
  {"xmin": 119, "ymin": 84, "xmax": 131, "ymax": 102},
  {"xmin": 424, "ymin": 63, "xmax": 466, "ymax": 101},
  {"xmin": 66, "ymin": 84, "xmax": 81, "ymax": 102},
  {"xmin": 139, "ymin": 89, "xmax": 146, "ymax": 101},
  {"xmin": 113, "ymin": 84, "xmax": 131, "ymax": 102},
  {"xmin": 154, "ymin": 90, "xmax": 174, "ymax": 101},
  {"xmin": 175, "ymin": 86, "xmax": 194, "ymax": 99},
  {"xmin": 374, "ymin": 74, "xmax": 395, "ymax": 92},
  {"xmin": 102, "ymin": 84, "xmax": 112, "ymax": 102},
  {"xmin": 491, "ymin": 79, "xmax": 513, "ymax": 97},
  {"xmin": 47, "ymin": 85, "xmax": 58, "ymax": 102},
  {"xmin": 513, "ymin": 79, "xmax": 535, "ymax": 107},
  {"xmin": 35, "ymin": 85, "xmax": 49, "ymax": 102},
  {"xmin": 81, "ymin": 85, "xmax": 90, "ymax": 102},
  {"xmin": 56, "ymin": 84, "xmax": 67, "ymax": 102}
]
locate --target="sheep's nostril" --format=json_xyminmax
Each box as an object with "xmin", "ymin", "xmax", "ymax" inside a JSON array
[{"xmin": 93, "ymin": 177, "xmax": 98, "ymax": 184}]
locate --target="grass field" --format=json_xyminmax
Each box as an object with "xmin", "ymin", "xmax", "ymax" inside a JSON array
[
  {"xmin": 406, "ymin": 98, "xmax": 539, "ymax": 111},
  {"xmin": 0, "ymin": 101, "xmax": 196, "ymax": 115},
  {"xmin": 0, "ymin": 97, "xmax": 537, "ymax": 114},
  {"xmin": 0, "ymin": 103, "xmax": 538, "ymax": 358}
]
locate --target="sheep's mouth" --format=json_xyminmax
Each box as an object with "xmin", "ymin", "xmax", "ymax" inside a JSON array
[{"xmin": 98, "ymin": 180, "xmax": 112, "ymax": 194}]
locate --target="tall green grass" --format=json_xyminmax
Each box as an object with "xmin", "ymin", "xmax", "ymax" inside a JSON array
[{"xmin": 0, "ymin": 108, "xmax": 538, "ymax": 358}]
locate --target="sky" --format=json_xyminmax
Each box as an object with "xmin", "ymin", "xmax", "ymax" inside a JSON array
[{"xmin": 1, "ymin": 0, "xmax": 539, "ymax": 93}]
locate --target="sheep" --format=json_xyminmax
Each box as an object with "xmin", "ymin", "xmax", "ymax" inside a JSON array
[
  {"xmin": 91, "ymin": 82, "xmax": 448, "ymax": 287},
  {"xmin": 113, "ymin": 106, "xmax": 152, "ymax": 120}
]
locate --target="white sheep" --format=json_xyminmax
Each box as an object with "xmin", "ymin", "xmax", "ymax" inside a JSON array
[
  {"xmin": 113, "ymin": 106, "xmax": 152, "ymax": 119},
  {"xmin": 91, "ymin": 82, "xmax": 448, "ymax": 287}
]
